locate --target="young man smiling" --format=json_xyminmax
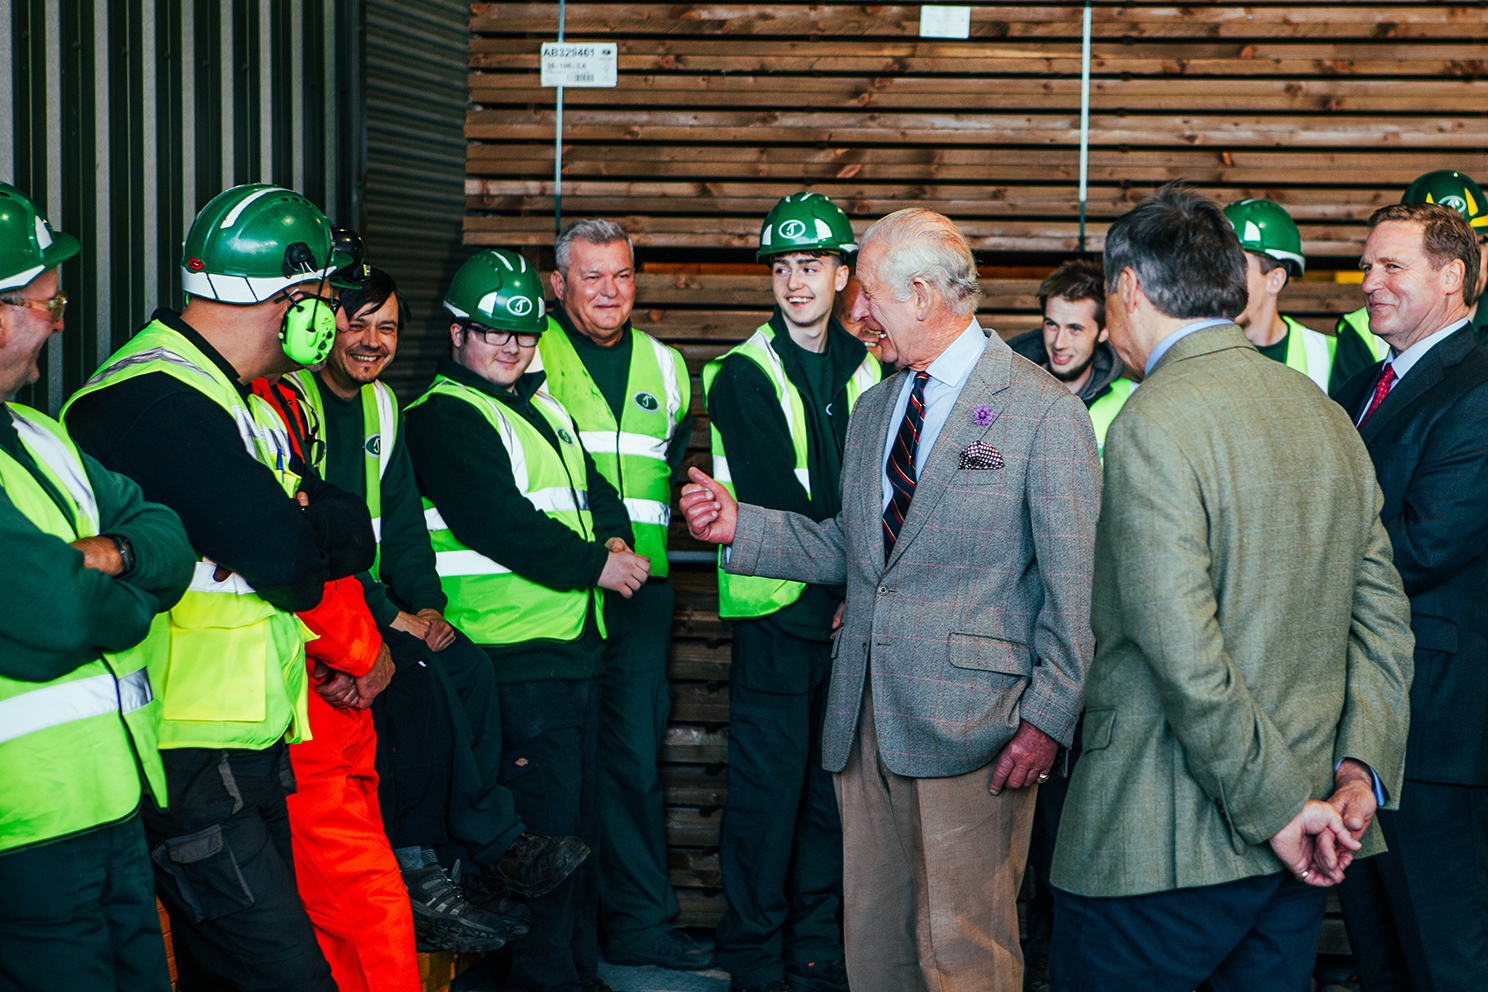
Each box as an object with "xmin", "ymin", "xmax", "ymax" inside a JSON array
[
  {"xmin": 703, "ymin": 193, "xmax": 880, "ymax": 992},
  {"xmin": 406, "ymin": 249, "xmax": 646, "ymax": 992},
  {"xmin": 286, "ymin": 260, "xmax": 573, "ymax": 956},
  {"xmin": 1008, "ymin": 259, "xmax": 1133, "ymax": 459}
]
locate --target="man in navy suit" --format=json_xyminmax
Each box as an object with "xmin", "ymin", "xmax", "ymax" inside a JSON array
[{"xmin": 1334, "ymin": 201, "xmax": 1488, "ymax": 992}]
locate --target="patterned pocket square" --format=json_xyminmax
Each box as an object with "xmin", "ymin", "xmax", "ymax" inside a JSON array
[{"xmin": 959, "ymin": 440, "xmax": 1004, "ymax": 470}]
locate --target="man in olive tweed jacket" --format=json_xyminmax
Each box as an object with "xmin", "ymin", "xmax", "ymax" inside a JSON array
[{"xmin": 1049, "ymin": 185, "xmax": 1415, "ymax": 992}]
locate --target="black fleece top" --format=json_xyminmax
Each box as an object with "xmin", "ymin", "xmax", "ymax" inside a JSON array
[
  {"xmin": 706, "ymin": 310, "xmax": 868, "ymax": 640},
  {"xmin": 1006, "ymin": 329, "xmax": 1127, "ymax": 409},
  {"xmin": 66, "ymin": 309, "xmax": 376, "ymax": 614},
  {"xmin": 404, "ymin": 357, "xmax": 633, "ymax": 682}
]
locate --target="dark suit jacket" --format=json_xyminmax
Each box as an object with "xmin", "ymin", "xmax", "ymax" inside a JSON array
[{"xmin": 1335, "ymin": 322, "xmax": 1488, "ymax": 787}]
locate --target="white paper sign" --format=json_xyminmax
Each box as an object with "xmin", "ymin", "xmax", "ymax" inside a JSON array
[
  {"xmin": 919, "ymin": 5, "xmax": 971, "ymax": 39},
  {"xmin": 541, "ymin": 42, "xmax": 618, "ymax": 88}
]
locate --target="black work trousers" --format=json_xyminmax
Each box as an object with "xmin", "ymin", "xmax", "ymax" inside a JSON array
[
  {"xmin": 597, "ymin": 579, "xmax": 679, "ymax": 954},
  {"xmin": 372, "ymin": 626, "xmax": 525, "ymax": 870},
  {"xmin": 1339, "ymin": 779, "xmax": 1488, "ymax": 992},
  {"xmin": 0, "ymin": 814, "xmax": 170, "ymax": 992},
  {"xmin": 716, "ymin": 618, "xmax": 845, "ymax": 987},
  {"xmin": 141, "ymin": 743, "xmax": 335, "ymax": 992},
  {"xmin": 498, "ymin": 677, "xmax": 602, "ymax": 992}
]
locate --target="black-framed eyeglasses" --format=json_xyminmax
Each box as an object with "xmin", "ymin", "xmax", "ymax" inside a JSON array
[
  {"xmin": 1, "ymin": 290, "xmax": 67, "ymax": 323},
  {"xmin": 459, "ymin": 321, "xmax": 540, "ymax": 348}
]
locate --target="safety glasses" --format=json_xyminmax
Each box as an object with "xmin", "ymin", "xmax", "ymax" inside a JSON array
[{"xmin": 1, "ymin": 291, "xmax": 67, "ymax": 323}]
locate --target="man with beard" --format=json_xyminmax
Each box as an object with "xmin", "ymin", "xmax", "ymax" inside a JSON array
[
  {"xmin": 702, "ymin": 193, "xmax": 881, "ymax": 992},
  {"xmin": 285, "ymin": 260, "xmax": 588, "ymax": 953},
  {"xmin": 1008, "ymin": 259, "xmax": 1133, "ymax": 459}
]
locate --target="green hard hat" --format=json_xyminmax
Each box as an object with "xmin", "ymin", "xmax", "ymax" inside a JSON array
[
  {"xmin": 443, "ymin": 249, "xmax": 546, "ymax": 332},
  {"xmin": 1223, "ymin": 198, "xmax": 1305, "ymax": 276},
  {"xmin": 1402, "ymin": 170, "xmax": 1488, "ymax": 231},
  {"xmin": 180, "ymin": 184, "xmax": 347, "ymax": 303},
  {"xmin": 0, "ymin": 183, "xmax": 81, "ymax": 292},
  {"xmin": 757, "ymin": 192, "xmax": 858, "ymax": 261}
]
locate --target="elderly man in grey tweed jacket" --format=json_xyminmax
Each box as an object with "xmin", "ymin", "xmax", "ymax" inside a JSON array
[{"xmin": 681, "ymin": 208, "xmax": 1101, "ymax": 992}]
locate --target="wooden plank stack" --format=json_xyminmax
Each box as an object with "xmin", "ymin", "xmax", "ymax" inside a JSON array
[
  {"xmin": 466, "ymin": 0, "xmax": 1487, "ymax": 935},
  {"xmin": 467, "ymin": 2, "xmax": 1488, "ymax": 257}
]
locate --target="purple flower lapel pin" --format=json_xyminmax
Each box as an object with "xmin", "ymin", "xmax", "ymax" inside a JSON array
[{"xmin": 973, "ymin": 404, "xmax": 993, "ymax": 426}]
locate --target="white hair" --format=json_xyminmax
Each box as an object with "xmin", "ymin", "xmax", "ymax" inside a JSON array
[
  {"xmin": 554, "ymin": 218, "xmax": 634, "ymax": 272},
  {"xmin": 859, "ymin": 209, "xmax": 980, "ymax": 317}
]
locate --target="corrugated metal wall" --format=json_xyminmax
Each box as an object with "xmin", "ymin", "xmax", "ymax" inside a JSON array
[
  {"xmin": 2, "ymin": 0, "xmax": 364, "ymax": 414},
  {"xmin": 363, "ymin": 0, "xmax": 472, "ymax": 400}
]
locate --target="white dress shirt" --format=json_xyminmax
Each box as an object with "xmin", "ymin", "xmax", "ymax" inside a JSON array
[{"xmin": 880, "ymin": 318, "xmax": 987, "ymax": 512}]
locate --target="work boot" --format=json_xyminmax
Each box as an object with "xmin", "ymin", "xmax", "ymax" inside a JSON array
[
  {"xmin": 459, "ymin": 867, "xmax": 534, "ymax": 938},
  {"xmin": 607, "ymin": 927, "xmax": 717, "ymax": 970},
  {"xmin": 495, "ymin": 830, "xmax": 590, "ymax": 898},
  {"xmin": 403, "ymin": 863, "xmax": 509, "ymax": 953}
]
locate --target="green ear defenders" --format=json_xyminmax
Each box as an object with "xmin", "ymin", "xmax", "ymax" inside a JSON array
[{"xmin": 279, "ymin": 241, "xmax": 337, "ymax": 366}]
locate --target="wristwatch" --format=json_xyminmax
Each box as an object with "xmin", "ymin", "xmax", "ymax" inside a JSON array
[{"xmin": 104, "ymin": 533, "xmax": 136, "ymax": 576}]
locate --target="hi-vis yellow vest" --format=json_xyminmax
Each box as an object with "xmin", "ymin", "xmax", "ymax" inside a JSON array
[
  {"xmin": 536, "ymin": 320, "xmax": 688, "ymax": 578},
  {"xmin": 288, "ymin": 371, "xmax": 398, "ymax": 574},
  {"xmin": 702, "ymin": 325, "xmax": 881, "ymax": 619},
  {"xmin": 408, "ymin": 375, "xmax": 604, "ymax": 645},
  {"xmin": 1277, "ymin": 315, "xmax": 1338, "ymax": 391},
  {"xmin": 63, "ymin": 321, "xmax": 310, "ymax": 750},
  {"xmin": 0, "ymin": 404, "xmax": 167, "ymax": 852},
  {"xmin": 1338, "ymin": 308, "xmax": 1391, "ymax": 363},
  {"xmin": 1087, "ymin": 378, "xmax": 1136, "ymax": 461}
]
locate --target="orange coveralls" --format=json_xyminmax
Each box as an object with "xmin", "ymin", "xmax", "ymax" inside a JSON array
[{"xmin": 255, "ymin": 377, "xmax": 420, "ymax": 992}]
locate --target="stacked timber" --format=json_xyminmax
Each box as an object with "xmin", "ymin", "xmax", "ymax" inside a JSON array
[{"xmin": 467, "ymin": 2, "xmax": 1488, "ymax": 258}]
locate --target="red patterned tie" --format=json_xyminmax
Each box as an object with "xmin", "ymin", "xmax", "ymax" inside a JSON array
[{"xmin": 1358, "ymin": 363, "xmax": 1396, "ymax": 428}]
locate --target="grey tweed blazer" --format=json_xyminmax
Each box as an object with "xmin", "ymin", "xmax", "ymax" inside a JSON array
[{"xmin": 726, "ymin": 328, "xmax": 1101, "ymax": 777}]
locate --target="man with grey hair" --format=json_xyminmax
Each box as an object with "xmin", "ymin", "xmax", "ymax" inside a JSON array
[
  {"xmin": 537, "ymin": 219, "xmax": 707, "ymax": 970},
  {"xmin": 680, "ymin": 208, "xmax": 1101, "ymax": 991},
  {"xmin": 1048, "ymin": 184, "xmax": 1414, "ymax": 991}
]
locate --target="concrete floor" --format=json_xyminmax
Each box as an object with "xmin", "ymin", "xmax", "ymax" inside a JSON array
[{"xmin": 596, "ymin": 960, "xmax": 731, "ymax": 992}]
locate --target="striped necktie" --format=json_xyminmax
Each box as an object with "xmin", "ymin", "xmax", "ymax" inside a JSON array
[{"xmin": 883, "ymin": 371, "xmax": 930, "ymax": 561}]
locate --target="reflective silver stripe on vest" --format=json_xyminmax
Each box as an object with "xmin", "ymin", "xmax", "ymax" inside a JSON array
[
  {"xmin": 0, "ymin": 667, "xmax": 152, "ymax": 746},
  {"xmin": 371, "ymin": 381, "xmax": 396, "ymax": 481},
  {"xmin": 712, "ymin": 455, "xmax": 732, "ymax": 484},
  {"xmin": 1301, "ymin": 328, "xmax": 1331, "ymax": 392},
  {"xmin": 8, "ymin": 409, "xmax": 99, "ymax": 530},
  {"xmin": 642, "ymin": 333, "xmax": 683, "ymax": 440},
  {"xmin": 434, "ymin": 549, "xmax": 513, "ymax": 576},
  {"xmin": 85, "ymin": 347, "xmax": 216, "ymax": 389},
  {"xmin": 623, "ymin": 498, "xmax": 671, "ymax": 527},
  {"xmin": 188, "ymin": 560, "xmax": 259, "ymax": 595},
  {"xmin": 527, "ymin": 487, "xmax": 589, "ymax": 514},
  {"xmin": 578, "ymin": 431, "xmax": 668, "ymax": 461},
  {"xmin": 371, "ymin": 517, "xmax": 382, "ymax": 543}
]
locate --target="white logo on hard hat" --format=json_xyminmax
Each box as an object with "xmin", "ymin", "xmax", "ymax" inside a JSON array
[
  {"xmin": 507, "ymin": 297, "xmax": 534, "ymax": 316},
  {"xmin": 34, "ymin": 217, "xmax": 52, "ymax": 250},
  {"xmin": 779, "ymin": 219, "xmax": 807, "ymax": 239},
  {"xmin": 1441, "ymin": 194, "xmax": 1469, "ymax": 216}
]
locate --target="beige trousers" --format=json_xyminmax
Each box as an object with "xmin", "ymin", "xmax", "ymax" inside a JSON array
[{"xmin": 834, "ymin": 687, "xmax": 1037, "ymax": 992}]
